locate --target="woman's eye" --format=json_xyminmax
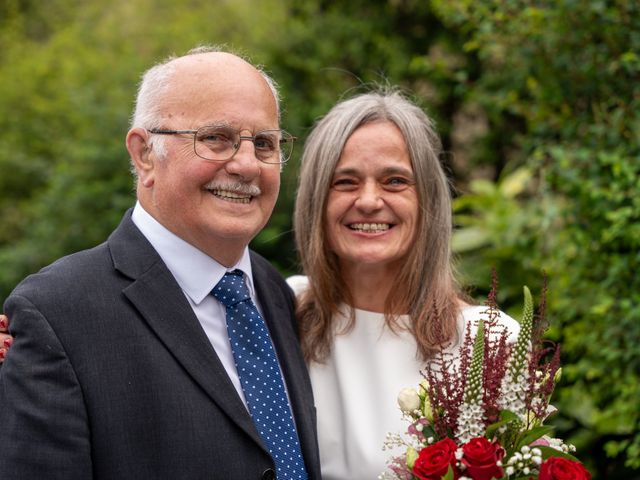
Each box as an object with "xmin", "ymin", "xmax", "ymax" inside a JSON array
[
  {"xmin": 385, "ymin": 177, "xmax": 411, "ymax": 189},
  {"xmin": 332, "ymin": 178, "xmax": 358, "ymax": 190}
]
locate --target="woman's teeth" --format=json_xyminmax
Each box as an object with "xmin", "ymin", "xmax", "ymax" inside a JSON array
[{"xmin": 349, "ymin": 223, "xmax": 390, "ymax": 232}]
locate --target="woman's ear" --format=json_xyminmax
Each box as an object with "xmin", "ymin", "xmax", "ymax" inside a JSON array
[{"xmin": 126, "ymin": 127, "xmax": 155, "ymax": 187}]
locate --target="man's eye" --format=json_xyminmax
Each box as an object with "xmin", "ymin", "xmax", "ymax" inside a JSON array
[
  {"xmin": 255, "ymin": 136, "xmax": 276, "ymax": 151},
  {"xmin": 199, "ymin": 129, "xmax": 233, "ymax": 143},
  {"xmin": 206, "ymin": 134, "xmax": 228, "ymax": 142}
]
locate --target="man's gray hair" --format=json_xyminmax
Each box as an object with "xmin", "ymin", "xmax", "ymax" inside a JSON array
[{"xmin": 130, "ymin": 45, "xmax": 281, "ymax": 130}]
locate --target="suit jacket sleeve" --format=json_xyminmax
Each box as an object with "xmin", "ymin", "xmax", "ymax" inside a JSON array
[{"xmin": 0, "ymin": 293, "xmax": 92, "ymax": 478}]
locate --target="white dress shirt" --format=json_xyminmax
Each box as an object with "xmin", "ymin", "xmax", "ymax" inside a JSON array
[{"xmin": 131, "ymin": 202, "xmax": 258, "ymax": 407}]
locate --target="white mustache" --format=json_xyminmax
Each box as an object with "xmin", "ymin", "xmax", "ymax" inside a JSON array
[{"xmin": 204, "ymin": 181, "xmax": 261, "ymax": 197}]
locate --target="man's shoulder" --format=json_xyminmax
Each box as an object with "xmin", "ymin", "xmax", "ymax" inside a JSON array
[
  {"xmin": 248, "ymin": 250, "xmax": 296, "ymax": 300},
  {"xmin": 249, "ymin": 250, "xmax": 285, "ymax": 280},
  {"xmin": 10, "ymin": 241, "xmax": 112, "ymax": 297},
  {"xmin": 9, "ymin": 210, "xmax": 142, "ymax": 299}
]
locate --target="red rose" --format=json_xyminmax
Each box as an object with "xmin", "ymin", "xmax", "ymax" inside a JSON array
[
  {"xmin": 413, "ymin": 438, "xmax": 459, "ymax": 480},
  {"xmin": 539, "ymin": 457, "xmax": 591, "ymax": 480},
  {"xmin": 460, "ymin": 437, "xmax": 505, "ymax": 480}
]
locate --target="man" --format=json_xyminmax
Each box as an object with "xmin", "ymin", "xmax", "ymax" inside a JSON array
[{"xmin": 0, "ymin": 47, "xmax": 320, "ymax": 480}]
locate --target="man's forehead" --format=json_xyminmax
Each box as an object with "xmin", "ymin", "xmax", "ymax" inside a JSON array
[
  {"xmin": 171, "ymin": 52, "xmax": 258, "ymax": 81},
  {"xmin": 158, "ymin": 78, "xmax": 277, "ymax": 129},
  {"xmin": 166, "ymin": 56, "xmax": 272, "ymax": 103}
]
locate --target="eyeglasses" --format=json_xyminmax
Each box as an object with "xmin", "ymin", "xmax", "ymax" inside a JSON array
[{"xmin": 148, "ymin": 125, "xmax": 296, "ymax": 165}]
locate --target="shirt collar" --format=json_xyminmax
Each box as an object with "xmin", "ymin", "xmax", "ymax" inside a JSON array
[{"xmin": 131, "ymin": 202, "xmax": 255, "ymax": 304}]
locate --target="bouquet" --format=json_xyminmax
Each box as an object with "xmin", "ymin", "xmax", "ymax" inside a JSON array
[{"xmin": 382, "ymin": 278, "xmax": 590, "ymax": 480}]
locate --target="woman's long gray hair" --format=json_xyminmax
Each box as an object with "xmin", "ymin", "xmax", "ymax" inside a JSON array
[{"xmin": 294, "ymin": 89, "xmax": 462, "ymax": 362}]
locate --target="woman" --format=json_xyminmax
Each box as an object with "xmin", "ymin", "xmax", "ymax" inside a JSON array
[{"xmin": 289, "ymin": 89, "xmax": 518, "ymax": 479}]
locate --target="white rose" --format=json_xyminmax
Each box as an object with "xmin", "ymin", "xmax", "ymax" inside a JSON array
[{"xmin": 397, "ymin": 388, "xmax": 421, "ymax": 413}]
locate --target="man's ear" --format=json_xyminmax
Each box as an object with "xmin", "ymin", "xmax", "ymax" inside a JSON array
[{"xmin": 126, "ymin": 127, "xmax": 155, "ymax": 187}]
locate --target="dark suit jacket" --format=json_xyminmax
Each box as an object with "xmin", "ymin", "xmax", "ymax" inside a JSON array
[{"xmin": 0, "ymin": 210, "xmax": 320, "ymax": 480}]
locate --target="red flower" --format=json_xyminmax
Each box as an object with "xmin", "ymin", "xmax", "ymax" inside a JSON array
[
  {"xmin": 413, "ymin": 438, "xmax": 459, "ymax": 480},
  {"xmin": 460, "ymin": 437, "xmax": 505, "ymax": 480},
  {"xmin": 539, "ymin": 457, "xmax": 591, "ymax": 480}
]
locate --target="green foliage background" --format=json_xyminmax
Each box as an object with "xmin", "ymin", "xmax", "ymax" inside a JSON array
[{"xmin": 1, "ymin": 1, "xmax": 637, "ymax": 477}]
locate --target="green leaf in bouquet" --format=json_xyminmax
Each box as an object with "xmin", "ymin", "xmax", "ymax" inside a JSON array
[
  {"xmin": 421, "ymin": 424, "xmax": 437, "ymax": 440},
  {"xmin": 500, "ymin": 410, "xmax": 520, "ymax": 422},
  {"xmin": 441, "ymin": 465, "xmax": 456, "ymax": 480},
  {"xmin": 422, "ymin": 397, "xmax": 434, "ymax": 422},
  {"xmin": 486, "ymin": 409, "xmax": 520, "ymax": 438},
  {"xmin": 406, "ymin": 446, "xmax": 418, "ymax": 469},
  {"xmin": 536, "ymin": 445, "xmax": 581, "ymax": 462},
  {"xmin": 516, "ymin": 425, "xmax": 555, "ymax": 449}
]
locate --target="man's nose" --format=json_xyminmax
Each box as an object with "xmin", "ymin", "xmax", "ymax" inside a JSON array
[{"xmin": 224, "ymin": 139, "xmax": 261, "ymax": 179}]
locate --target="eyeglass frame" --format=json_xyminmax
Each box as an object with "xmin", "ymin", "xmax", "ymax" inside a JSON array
[{"xmin": 147, "ymin": 125, "xmax": 297, "ymax": 165}]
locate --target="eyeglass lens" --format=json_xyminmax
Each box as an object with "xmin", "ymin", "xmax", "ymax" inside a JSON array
[{"xmin": 194, "ymin": 126, "xmax": 291, "ymax": 163}]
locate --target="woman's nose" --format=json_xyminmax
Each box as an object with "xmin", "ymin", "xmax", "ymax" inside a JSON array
[{"xmin": 354, "ymin": 182, "xmax": 383, "ymax": 212}]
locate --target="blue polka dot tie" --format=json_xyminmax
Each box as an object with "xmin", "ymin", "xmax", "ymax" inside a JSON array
[{"xmin": 212, "ymin": 270, "xmax": 308, "ymax": 480}]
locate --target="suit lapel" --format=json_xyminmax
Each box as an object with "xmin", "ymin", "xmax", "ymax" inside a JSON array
[{"xmin": 108, "ymin": 211, "xmax": 266, "ymax": 451}]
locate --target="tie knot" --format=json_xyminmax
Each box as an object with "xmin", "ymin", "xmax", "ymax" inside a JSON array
[{"xmin": 211, "ymin": 269, "xmax": 251, "ymax": 307}]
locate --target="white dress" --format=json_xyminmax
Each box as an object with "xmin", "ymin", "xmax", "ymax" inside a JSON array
[{"xmin": 287, "ymin": 275, "xmax": 520, "ymax": 480}]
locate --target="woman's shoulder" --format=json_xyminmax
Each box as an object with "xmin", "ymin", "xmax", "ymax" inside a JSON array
[
  {"xmin": 285, "ymin": 275, "xmax": 309, "ymax": 297},
  {"xmin": 459, "ymin": 304, "xmax": 521, "ymax": 343}
]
